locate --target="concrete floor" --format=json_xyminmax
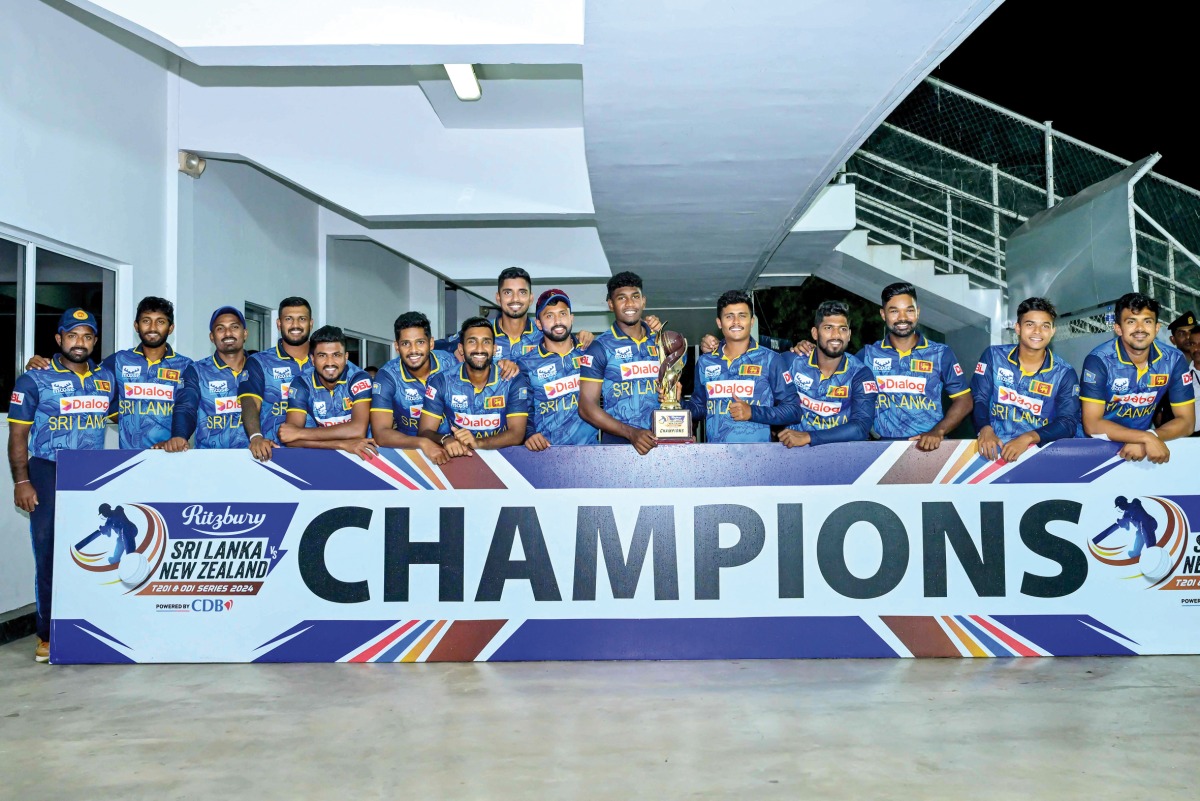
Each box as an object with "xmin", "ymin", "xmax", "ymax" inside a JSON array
[{"xmin": 1, "ymin": 636, "xmax": 1196, "ymax": 800}]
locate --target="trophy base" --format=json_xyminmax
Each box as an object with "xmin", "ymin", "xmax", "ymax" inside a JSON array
[{"xmin": 652, "ymin": 408, "xmax": 694, "ymax": 443}]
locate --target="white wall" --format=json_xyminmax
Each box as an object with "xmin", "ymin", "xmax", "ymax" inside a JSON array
[
  {"xmin": 0, "ymin": 0, "xmax": 174, "ymax": 615},
  {"xmin": 326, "ymin": 239, "xmax": 410, "ymax": 342},
  {"xmin": 177, "ymin": 160, "xmax": 319, "ymax": 357}
]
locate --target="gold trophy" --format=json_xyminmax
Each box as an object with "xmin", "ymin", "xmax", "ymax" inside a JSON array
[{"xmin": 652, "ymin": 323, "xmax": 694, "ymax": 443}]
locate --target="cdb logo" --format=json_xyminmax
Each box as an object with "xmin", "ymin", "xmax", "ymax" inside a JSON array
[{"xmin": 190, "ymin": 599, "xmax": 233, "ymax": 613}]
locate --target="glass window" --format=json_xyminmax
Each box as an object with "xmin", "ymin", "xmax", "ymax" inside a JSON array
[
  {"xmin": 244, "ymin": 303, "xmax": 271, "ymax": 355},
  {"xmin": 365, "ymin": 340, "xmax": 391, "ymax": 371},
  {"xmin": 1, "ymin": 237, "xmax": 24, "ymax": 414},
  {"xmin": 33, "ymin": 248, "xmax": 114, "ymax": 364}
]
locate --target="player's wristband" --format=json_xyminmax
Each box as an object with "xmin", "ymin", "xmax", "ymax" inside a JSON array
[
  {"xmin": 440, "ymin": 433, "xmax": 452, "ymax": 445},
  {"xmin": 249, "ymin": 433, "xmax": 263, "ymax": 442},
  {"xmin": 14, "ymin": 480, "xmax": 30, "ymax": 486}
]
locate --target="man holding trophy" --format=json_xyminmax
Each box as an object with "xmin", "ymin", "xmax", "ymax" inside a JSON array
[{"xmin": 579, "ymin": 272, "xmax": 682, "ymax": 454}]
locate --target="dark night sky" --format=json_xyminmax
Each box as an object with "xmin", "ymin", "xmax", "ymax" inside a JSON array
[{"xmin": 933, "ymin": 1, "xmax": 1197, "ymax": 187}]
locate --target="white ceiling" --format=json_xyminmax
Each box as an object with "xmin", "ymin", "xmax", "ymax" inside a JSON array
[
  {"xmin": 64, "ymin": 0, "xmax": 1002, "ymax": 312},
  {"xmin": 68, "ymin": 0, "xmax": 583, "ymax": 48}
]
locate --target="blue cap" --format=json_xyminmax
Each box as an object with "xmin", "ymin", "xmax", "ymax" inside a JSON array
[
  {"xmin": 58, "ymin": 308, "xmax": 98, "ymax": 334},
  {"xmin": 209, "ymin": 306, "xmax": 246, "ymax": 330},
  {"xmin": 535, "ymin": 288, "xmax": 572, "ymax": 317}
]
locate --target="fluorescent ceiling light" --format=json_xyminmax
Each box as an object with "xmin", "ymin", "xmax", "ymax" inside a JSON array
[{"xmin": 445, "ymin": 64, "xmax": 482, "ymax": 101}]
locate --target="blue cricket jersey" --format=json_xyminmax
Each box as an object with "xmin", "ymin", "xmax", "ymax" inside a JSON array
[
  {"xmin": 172, "ymin": 354, "xmax": 249, "ymax": 449},
  {"xmin": 580, "ymin": 322, "xmax": 676, "ymax": 433},
  {"xmin": 370, "ymin": 350, "xmax": 457, "ymax": 436},
  {"xmin": 688, "ymin": 340, "xmax": 798, "ymax": 443},
  {"xmin": 971, "ymin": 345, "xmax": 1081, "ymax": 443},
  {"xmin": 288, "ymin": 365, "xmax": 373, "ymax": 427},
  {"xmin": 422, "ymin": 364, "xmax": 531, "ymax": 440},
  {"xmin": 1080, "ymin": 339, "xmax": 1195, "ymax": 430},
  {"xmin": 784, "ymin": 352, "xmax": 878, "ymax": 445},
  {"xmin": 9, "ymin": 355, "xmax": 115, "ymax": 461},
  {"xmin": 438, "ymin": 316, "xmax": 543, "ymax": 363},
  {"xmin": 100, "ymin": 344, "xmax": 193, "ymax": 449},
  {"xmin": 858, "ymin": 335, "xmax": 970, "ymax": 439},
  {"xmin": 239, "ymin": 341, "xmax": 311, "ymax": 442},
  {"xmin": 516, "ymin": 341, "xmax": 599, "ymax": 445}
]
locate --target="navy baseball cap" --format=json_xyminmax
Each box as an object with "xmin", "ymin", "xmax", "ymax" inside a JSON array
[
  {"xmin": 57, "ymin": 308, "xmax": 98, "ymax": 334},
  {"xmin": 535, "ymin": 289, "xmax": 572, "ymax": 316},
  {"xmin": 209, "ymin": 305, "xmax": 246, "ymax": 330}
]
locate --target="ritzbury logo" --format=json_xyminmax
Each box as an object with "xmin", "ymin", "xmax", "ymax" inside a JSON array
[
  {"xmin": 1087, "ymin": 495, "xmax": 1200, "ymax": 592},
  {"xmin": 71, "ymin": 503, "xmax": 297, "ymax": 599}
]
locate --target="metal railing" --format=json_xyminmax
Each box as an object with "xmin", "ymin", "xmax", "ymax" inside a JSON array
[{"xmin": 837, "ymin": 79, "xmax": 1200, "ymax": 326}]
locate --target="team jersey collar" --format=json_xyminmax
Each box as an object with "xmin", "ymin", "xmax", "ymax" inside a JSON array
[
  {"xmin": 459, "ymin": 362, "xmax": 500, "ymax": 390},
  {"xmin": 311, "ymin": 364, "xmax": 349, "ymax": 389},
  {"xmin": 536, "ymin": 338, "xmax": 581, "ymax": 359},
  {"xmin": 1005, "ymin": 345, "xmax": 1055, "ymax": 376},
  {"xmin": 211, "ymin": 352, "xmax": 244, "ymax": 375},
  {"xmin": 275, "ymin": 339, "xmax": 309, "ymax": 366},
  {"xmin": 131, "ymin": 343, "xmax": 176, "ymax": 365},
  {"xmin": 1114, "ymin": 337, "xmax": 1163, "ymax": 367},
  {"xmin": 609, "ymin": 321, "xmax": 654, "ymax": 344},
  {"xmin": 399, "ymin": 354, "xmax": 441, "ymax": 383},
  {"xmin": 880, "ymin": 333, "xmax": 928, "ymax": 356},
  {"xmin": 807, "ymin": 349, "xmax": 849, "ymax": 376},
  {"xmin": 493, "ymin": 315, "xmax": 536, "ymax": 344},
  {"xmin": 717, "ymin": 338, "xmax": 758, "ymax": 364},
  {"xmin": 50, "ymin": 353, "xmax": 96, "ymax": 378}
]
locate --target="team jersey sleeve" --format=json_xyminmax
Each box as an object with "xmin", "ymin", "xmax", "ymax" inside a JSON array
[
  {"xmin": 685, "ymin": 358, "xmax": 708, "ymax": 419},
  {"xmin": 99, "ymin": 354, "xmax": 119, "ymax": 419},
  {"xmin": 942, "ymin": 348, "xmax": 970, "ymax": 398},
  {"xmin": 580, "ymin": 340, "xmax": 606, "ymax": 382},
  {"xmin": 809, "ymin": 365, "xmax": 877, "ymax": 446},
  {"xmin": 347, "ymin": 370, "xmax": 373, "ymax": 405},
  {"xmin": 171, "ymin": 364, "xmax": 200, "ymax": 439},
  {"xmin": 1079, "ymin": 353, "xmax": 1109, "ymax": 403},
  {"xmin": 970, "ymin": 348, "xmax": 996, "ymax": 432},
  {"xmin": 434, "ymin": 334, "xmax": 460, "ymax": 356},
  {"xmin": 238, "ymin": 358, "xmax": 265, "ymax": 401},
  {"xmin": 747, "ymin": 355, "xmax": 803, "ymax": 427},
  {"xmin": 1034, "ymin": 367, "xmax": 1081, "ymax": 444},
  {"xmin": 370, "ymin": 369, "xmax": 397, "ymax": 415},
  {"xmin": 286, "ymin": 378, "xmax": 310, "ymax": 416},
  {"xmin": 7, "ymin": 373, "xmax": 40, "ymax": 424},
  {"xmin": 507, "ymin": 373, "xmax": 532, "ymax": 417},
  {"xmin": 1167, "ymin": 356, "xmax": 1196, "ymax": 406},
  {"xmin": 421, "ymin": 374, "xmax": 446, "ymax": 421}
]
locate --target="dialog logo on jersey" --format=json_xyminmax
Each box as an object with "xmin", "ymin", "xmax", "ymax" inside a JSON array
[
  {"xmin": 214, "ymin": 397, "xmax": 241, "ymax": 414},
  {"xmin": 1110, "ymin": 391, "xmax": 1158, "ymax": 408},
  {"xmin": 59, "ymin": 396, "xmax": 109, "ymax": 414},
  {"xmin": 454, "ymin": 412, "xmax": 502, "ymax": 431},
  {"xmin": 706, "ymin": 380, "xmax": 755, "ymax": 399},
  {"xmin": 799, "ymin": 394, "xmax": 842, "ymax": 417},
  {"xmin": 876, "ymin": 375, "xmax": 927, "ymax": 395},
  {"xmin": 619, "ymin": 361, "xmax": 658, "ymax": 380},
  {"xmin": 124, "ymin": 383, "xmax": 175, "ymax": 401},
  {"xmin": 1086, "ymin": 495, "xmax": 1198, "ymax": 591},
  {"xmin": 997, "ymin": 386, "xmax": 1044, "ymax": 416},
  {"xmin": 71, "ymin": 502, "xmax": 298, "ymax": 598},
  {"xmin": 544, "ymin": 374, "xmax": 581, "ymax": 399}
]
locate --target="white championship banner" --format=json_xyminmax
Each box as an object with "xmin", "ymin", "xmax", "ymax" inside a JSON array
[{"xmin": 50, "ymin": 439, "xmax": 1200, "ymax": 663}]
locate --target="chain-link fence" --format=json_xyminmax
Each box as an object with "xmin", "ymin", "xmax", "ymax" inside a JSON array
[{"xmin": 841, "ymin": 78, "xmax": 1200, "ymax": 324}]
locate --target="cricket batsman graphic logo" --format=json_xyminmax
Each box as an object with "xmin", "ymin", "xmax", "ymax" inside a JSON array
[
  {"xmin": 1088, "ymin": 495, "xmax": 1190, "ymax": 586},
  {"xmin": 71, "ymin": 503, "xmax": 166, "ymax": 591}
]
